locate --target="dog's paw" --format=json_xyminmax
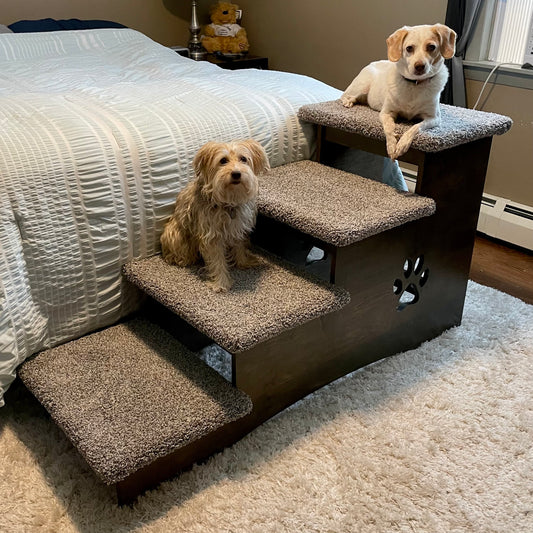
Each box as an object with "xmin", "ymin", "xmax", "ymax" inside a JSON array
[
  {"xmin": 394, "ymin": 137, "xmax": 413, "ymax": 159},
  {"xmin": 210, "ymin": 284, "xmax": 229, "ymax": 293},
  {"xmin": 208, "ymin": 280, "xmax": 231, "ymax": 293},
  {"xmin": 161, "ymin": 252, "xmax": 177, "ymax": 265},
  {"xmin": 208, "ymin": 274, "xmax": 233, "ymax": 293},
  {"xmin": 340, "ymin": 95, "xmax": 355, "ymax": 108},
  {"xmin": 389, "ymin": 147, "xmax": 402, "ymax": 160}
]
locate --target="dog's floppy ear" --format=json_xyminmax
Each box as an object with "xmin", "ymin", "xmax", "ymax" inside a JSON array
[
  {"xmin": 433, "ymin": 23, "xmax": 456, "ymax": 59},
  {"xmin": 193, "ymin": 141, "xmax": 219, "ymax": 180},
  {"xmin": 386, "ymin": 27, "xmax": 409, "ymax": 62},
  {"xmin": 241, "ymin": 139, "xmax": 270, "ymax": 175}
]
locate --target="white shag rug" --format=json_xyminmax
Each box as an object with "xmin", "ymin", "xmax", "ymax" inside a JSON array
[{"xmin": 1, "ymin": 281, "xmax": 532, "ymax": 533}]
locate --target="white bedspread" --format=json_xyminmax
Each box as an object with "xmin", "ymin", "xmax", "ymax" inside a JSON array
[{"xmin": 0, "ymin": 28, "xmax": 343, "ymax": 406}]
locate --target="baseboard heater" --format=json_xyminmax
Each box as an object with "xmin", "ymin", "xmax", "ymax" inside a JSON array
[{"xmin": 401, "ymin": 169, "xmax": 533, "ymax": 252}]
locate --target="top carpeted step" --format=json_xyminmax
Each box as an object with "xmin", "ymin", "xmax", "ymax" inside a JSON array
[
  {"xmin": 122, "ymin": 251, "xmax": 350, "ymax": 354},
  {"xmin": 297, "ymin": 100, "xmax": 512, "ymax": 152},
  {"xmin": 258, "ymin": 160, "xmax": 435, "ymax": 247}
]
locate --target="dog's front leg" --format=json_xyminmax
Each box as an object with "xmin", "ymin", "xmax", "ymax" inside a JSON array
[
  {"xmin": 340, "ymin": 84, "xmax": 359, "ymax": 108},
  {"xmin": 340, "ymin": 77, "xmax": 360, "ymax": 107},
  {"xmin": 341, "ymin": 68, "xmax": 372, "ymax": 108},
  {"xmin": 379, "ymin": 109, "xmax": 399, "ymax": 159},
  {"xmin": 394, "ymin": 114, "xmax": 440, "ymax": 159},
  {"xmin": 200, "ymin": 240, "xmax": 232, "ymax": 292}
]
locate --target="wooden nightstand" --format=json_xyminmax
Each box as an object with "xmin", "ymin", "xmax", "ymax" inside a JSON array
[{"xmin": 206, "ymin": 54, "xmax": 268, "ymax": 70}]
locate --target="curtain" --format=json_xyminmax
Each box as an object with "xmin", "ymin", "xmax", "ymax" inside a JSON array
[{"xmin": 441, "ymin": 0, "xmax": 483, "ymax": 107}]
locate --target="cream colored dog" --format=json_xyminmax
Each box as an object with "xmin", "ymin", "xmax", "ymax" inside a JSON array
[
  {"xmin": 161, "ymin": 140, "xmax": 270, "ymax": 292},
  {"xmin": 341, "ymin": 24, "xmax": 456, "ymax": 160}
]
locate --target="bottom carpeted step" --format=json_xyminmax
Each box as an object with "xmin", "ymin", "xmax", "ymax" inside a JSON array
[{"xmin": 18, "ymin": 318, "xmax": 253, "ymax": 485}]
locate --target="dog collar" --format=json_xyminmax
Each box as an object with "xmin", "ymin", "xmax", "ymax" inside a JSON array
[{"xmin": 402, "ymin": 75, "xmax": 435, "ymax": 85}]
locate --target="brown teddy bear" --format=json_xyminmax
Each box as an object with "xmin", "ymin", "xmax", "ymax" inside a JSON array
[{"xmin": 201, "ymin": 2, "xmax": 249, "ymax": 56}]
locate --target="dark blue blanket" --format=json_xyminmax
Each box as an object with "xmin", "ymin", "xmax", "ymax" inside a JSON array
[{"xmin": 8, "ymin": 18, "xmax": 125, "ymax": 33}]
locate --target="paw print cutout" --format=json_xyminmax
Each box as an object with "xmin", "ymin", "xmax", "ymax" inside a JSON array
[{"xmin": 393, "ymin": 255, "xmax": 429, "ymax": 311}]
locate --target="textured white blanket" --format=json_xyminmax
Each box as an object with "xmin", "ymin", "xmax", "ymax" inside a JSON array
[{"xmin": 0, "ymin": 28, "xmax": 341, "ymax": 405}]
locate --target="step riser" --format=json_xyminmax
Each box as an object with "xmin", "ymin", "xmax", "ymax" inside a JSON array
[{"xmin": 252, "ymin": 214, "xmax": 335, "ymax": 282}]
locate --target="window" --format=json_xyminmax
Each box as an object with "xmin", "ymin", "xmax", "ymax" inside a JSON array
[
  {"xmin": 464, "ymin": 0, "xmax": 533, "ymax": 92},
  {"xmin": 488, "ymin": 0, "xmax": 533, "ymax": 64}
]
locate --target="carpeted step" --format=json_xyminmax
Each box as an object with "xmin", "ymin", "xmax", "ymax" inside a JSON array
[
  {"xmin": 122, "ymin": 251, "xmax": 350, "ymax": 353},
  {"xmin": 18, "ymin": 318, "xmax": 253, "ymax": 485},
  {"xmin": 297, "ymin": 100, "xmax": 512, "ymax": 152},
  {"xmin": 258, "ymin": 160, "xmax": 435, "ymax": 247}
]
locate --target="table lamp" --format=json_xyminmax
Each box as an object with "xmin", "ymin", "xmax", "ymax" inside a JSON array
[{"xmin": 188, "ymin": 0, "xmax": 206, "ymax": 60}]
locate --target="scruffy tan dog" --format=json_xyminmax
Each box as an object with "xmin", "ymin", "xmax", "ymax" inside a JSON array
[{"xmin": 161, "ymin": 140, "xmax": 270, "ymax": 292}]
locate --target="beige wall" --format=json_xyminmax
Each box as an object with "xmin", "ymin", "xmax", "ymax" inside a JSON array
[
  {"xmin": 3, "ymin": 0, "xmax": 532, "ymax": 206},
  {"xmin": 465, "ymin": 79, "xmax": 533, "ymax": 207},
  {"xmin": 236, "ymin": 0, "xmax": 447, "ymax": 90},
  {"xmin": 2, "ymin": 0, "xmax": 191, "ymax": 47}
]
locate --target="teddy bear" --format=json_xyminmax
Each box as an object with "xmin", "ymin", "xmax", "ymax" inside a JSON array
[{"xmin": 201, "ymin": 2, "xmax": 249, "ymax": 56}]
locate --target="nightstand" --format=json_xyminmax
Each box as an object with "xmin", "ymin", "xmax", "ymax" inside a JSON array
[
  {"xmin": 170, "ymin": 46, "xmax": 190, "ymax": 58},
  {"xmin": 206, "ymin": 55, "xmax": 268, "ymax": 70}
]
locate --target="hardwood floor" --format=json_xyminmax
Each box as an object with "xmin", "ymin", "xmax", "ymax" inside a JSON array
[{"xmin": 469, "ymin": 233, "xmax": 533, "ymax": 305}]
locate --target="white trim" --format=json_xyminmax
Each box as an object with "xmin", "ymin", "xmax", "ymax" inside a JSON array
[
  {"xmin": 478, "ymin": 193, "xmax": 533, "ymax": 251},
  {"xmin": 463, "ymin": 60, "xmax": 533, "ymax": 90}
]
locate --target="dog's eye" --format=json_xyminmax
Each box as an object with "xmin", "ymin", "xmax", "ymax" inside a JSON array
[
  {"xmin": 240, "ymin": 156, "xmax": 247, "ymax": 163},
  {"xmin": 427, "ymin": 44, "xmax": 437, "ymax": 52},
  {"xmin": 220, "ymin": 157, "xmax": 229, "ymax": 165},
  {"xmin": 406, "ymin": 45, "xmax": 414, "ymax": 54}
]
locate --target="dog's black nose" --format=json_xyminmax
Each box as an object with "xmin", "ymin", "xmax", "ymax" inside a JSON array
[
  {"xmin": 231, "ymin": 171, "xmax": 241, "ymax": 183},
  {"xmin": 414, "ymin": 62, "xmax": 425, "ymax": 74}
]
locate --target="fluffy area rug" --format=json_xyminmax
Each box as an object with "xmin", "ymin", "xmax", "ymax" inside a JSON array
[{"xmin": 1, "ymin": 281, "xmax": 532, "ymax": 533}]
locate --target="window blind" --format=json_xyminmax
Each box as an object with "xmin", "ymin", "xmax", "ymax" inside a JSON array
[{"xmin": 488, "ymin": 0, "xmax": 533, "ymax": 63}]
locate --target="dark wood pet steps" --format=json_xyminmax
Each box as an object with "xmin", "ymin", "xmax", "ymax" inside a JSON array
[{"xmin": 18, "ymin": 101, "xmax": 512, "ymax": 504}]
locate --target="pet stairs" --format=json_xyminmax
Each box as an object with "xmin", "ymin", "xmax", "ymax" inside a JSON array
[{"xmin": 18, "ymin": 100, "xmax": 512, "ymax": 505}]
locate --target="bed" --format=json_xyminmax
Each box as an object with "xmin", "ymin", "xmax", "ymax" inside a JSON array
[{"xmin": 0, "ymin": 26, "xmax": 408, "ymax": 407}]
